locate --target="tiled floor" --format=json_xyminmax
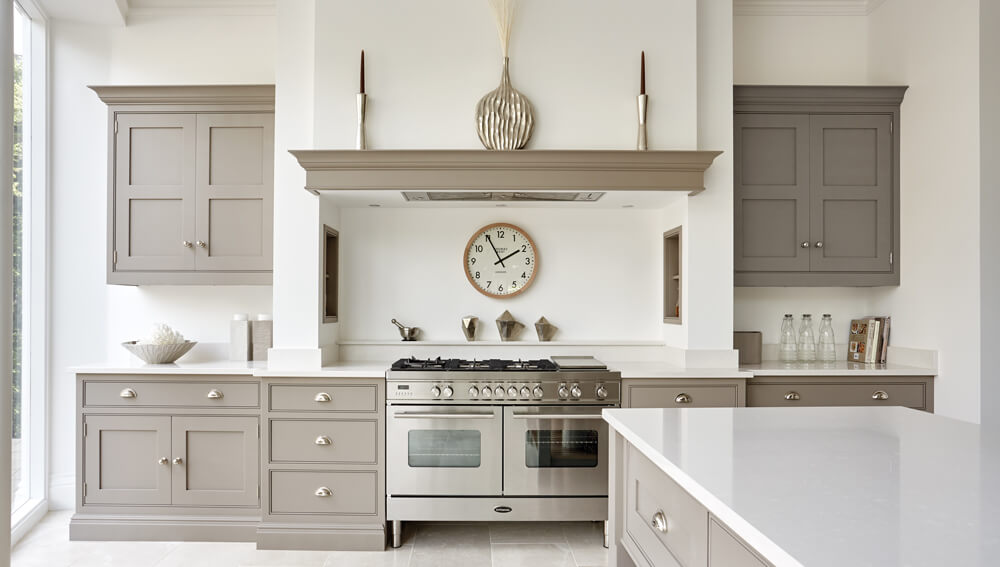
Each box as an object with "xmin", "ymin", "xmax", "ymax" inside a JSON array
[{"xmin": 11, "ymin": 511, "xmax": 608, "ymax": 567}]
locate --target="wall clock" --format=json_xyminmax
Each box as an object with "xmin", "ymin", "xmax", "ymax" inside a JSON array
[{"xmin": 464, "ymin": 223, "xmax": 538, "ymax": 298}]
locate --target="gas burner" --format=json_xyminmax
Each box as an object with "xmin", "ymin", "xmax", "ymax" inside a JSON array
[
  {"xmin": 454, "ymin": 359, "xmax": 491, "ymax": 370},
  {"xmin": 392, "ymin": 357, "xmax": 448, "ymax": 370}
]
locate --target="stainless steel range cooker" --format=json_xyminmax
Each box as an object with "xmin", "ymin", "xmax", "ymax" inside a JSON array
[{"xmin": 386, "ymin": 356, "xmax": 621, "ymax": 548}]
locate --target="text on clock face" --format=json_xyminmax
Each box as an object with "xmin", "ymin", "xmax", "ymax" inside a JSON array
[{"xmin": 465, "ymin": 225, "xmax": 537, "ymax": 297}]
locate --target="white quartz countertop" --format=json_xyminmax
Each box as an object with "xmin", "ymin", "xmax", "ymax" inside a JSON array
[
  {"xmin": 742, "ymin": 360, "xmax": 936, "ymax": 376},
  {"xmin": 603, "ymin": 406, "xmax": 999, "ymax": 567},
  {"xmin": 608, "ymin": 361, "xmax": 751, "ymax": 379},
  {"xmin": 72, "ymin": 360, "xmax": 266, "ymax": 375}
]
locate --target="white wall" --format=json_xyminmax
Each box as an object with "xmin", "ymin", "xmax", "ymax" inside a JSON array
[
  {"xmin": 47, "ymin": 13, "xmax": 276, "ymax": 509},
  {"xmin": 982, "ymin": 0, "xmax": 1000, "ymax": 432},
  {"xmin": 868, "ymin": 0, "xmax": 981, "ymax": 422},
  {"xmin": 338, "ymin": 208, "xmax": 663, "ymax": 342},
  {"xmin": 734, "ymin": 14, "xmax": 868, "ymax": 85}
]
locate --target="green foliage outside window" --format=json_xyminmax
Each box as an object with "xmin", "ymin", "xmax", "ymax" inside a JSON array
[{"xmin": 12, "ymin": 53, "xmax": 23, "ymax": 440}]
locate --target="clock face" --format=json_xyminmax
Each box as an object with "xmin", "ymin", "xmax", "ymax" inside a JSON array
[{"xmin": 464, "ymin": 223, "xmax": 538, "ymax": 298}]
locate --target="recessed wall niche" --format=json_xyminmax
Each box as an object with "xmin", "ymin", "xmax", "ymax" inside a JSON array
[
  {"xmin": 664, "ymin": 227, "xmax": 681, "ymax": 324},
  {"xmin": 323, "ymin": 225, "xmax": 339, "ymax": 323}
]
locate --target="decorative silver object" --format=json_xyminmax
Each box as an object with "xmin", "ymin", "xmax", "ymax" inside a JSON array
[
  {"xmin": 534, "ymin": 316, "xmax": 558, "ymax": 342},
  {"xmin": 391, "ymin": 319, "xmax": 420, "ymax": 341},
  {"xmin": 636, "ymin": 94, "xmax": 648, "ymax": 151},
  {"xmin": 462, "ymin": 316, "xmax": 479, "ymax": 341},
  {"xmin": 495, "ymin": 310, "xmax": 525, "ymax": 342},
  {"xmin": 122, "ymin": 341, "xmax": 197, "ymax": 364},
  {"xmin": 476, "ymin": 58, "xmax": 534, "ymax": 150},
  {"xmin": 357, "ymin": 93, "xmax": 368, "ymax": 150}
]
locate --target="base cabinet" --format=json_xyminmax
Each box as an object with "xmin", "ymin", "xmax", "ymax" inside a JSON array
[
  {"xmin": 72, "ymin": 374, "xmax": 261, "ymax": 542},
  {"xmin": 623, "ymin": 379, "xmax": 747, "ymax": 408},
  {"xmin": 747, "ymin": 375, "xmax": 934, "ymax": 412}
]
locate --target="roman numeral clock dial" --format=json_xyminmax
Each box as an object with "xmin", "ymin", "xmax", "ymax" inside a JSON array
[{"xmin": 464, "ymin": 223, "xmax": 537, "ymax": 298}]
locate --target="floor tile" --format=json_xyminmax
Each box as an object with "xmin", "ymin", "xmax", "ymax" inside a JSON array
[
  {"xmin": 321, "ymin": 546, "xmax": 412, "ymax": 567},
  {"xmin": 68, "ymin": 541, "xmax": 179, "ymax": 567},
  {"xmin": 563, "ymin": 522, "xmax": 609, "ymax": 567},
  {"xmin": 409, "ymin": 523, "xmax": 491, "ymax": 567},
  {"xmin": 489, "ymin": 521, "xmax": 568, "ymax": 544},
  {"xmin": 491, "ymin": 542, "xmax": 576, "ymax": 567}
]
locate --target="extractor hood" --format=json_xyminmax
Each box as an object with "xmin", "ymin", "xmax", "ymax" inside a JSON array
[
  {"xmin": 289, "ymin": 149, "xmax": 722, "ymax": 197},
  {"xmin": 402, "ymin": 191, "xmax": 605, "ymax": 202}
]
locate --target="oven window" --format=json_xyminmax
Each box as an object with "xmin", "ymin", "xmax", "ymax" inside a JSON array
[
  {"xmin": 525, "ymin": 430, "xmax": 599, "ymax": 468},
  {"xmin": 408, "ymin": 430, "xmax": 481, "ymax": 468}
]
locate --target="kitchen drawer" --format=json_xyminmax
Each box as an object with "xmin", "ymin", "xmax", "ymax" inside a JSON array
[
  {"xmin": 84, "ymin": 380, "xmax": 259, "ymax": 408},
  {"xmin": 625, "ymin": 444, "xmax": 708, "ymax": 567},
  {"xmin": 269, "ymin": 470, "xmax": 378, "ymax": 516},
  {"xmin": 709, "ymin": 517, "xmax": 770, "ymax": 567},
  {"xmin": 628, "ymin": 385, "xmax": 740, "ymax": 408},
  {"xmin": 747, "ymin": 382, "xmax": 925, "ymax": 409},
  {"xmin": 269, "ymin": 384, "xmax": 377, "ymax": 413},
  {"xmin": 269, "ymin": 419, "xmax": 378, "ymax": 464}
]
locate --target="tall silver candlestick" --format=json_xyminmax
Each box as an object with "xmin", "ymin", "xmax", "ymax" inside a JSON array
[
  {"xmin": 356, "ymin": 93, "xmax": 368, "ymax": 150},
  {"xmin": 636, "ymin": 94, "xmax": 648, "ymax": 151}
]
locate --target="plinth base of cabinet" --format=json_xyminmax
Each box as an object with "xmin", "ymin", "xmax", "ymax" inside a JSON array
[
  {"xmin": 69, "ymin": 513, "xmax": 259, "ymax": 542},
  {"xmin": 256, "ymin": 523, "xmax": 386, "ymax": 551}
]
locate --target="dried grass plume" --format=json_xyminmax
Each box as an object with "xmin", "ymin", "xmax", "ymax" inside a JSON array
[{"xmin": 488, "ymin": 0, "xmax": 518, "ymax": 58}]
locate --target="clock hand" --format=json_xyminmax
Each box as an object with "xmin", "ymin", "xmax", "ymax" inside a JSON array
[
  {"xmin": 485, "ymin": 234, "xmax": 506, "ymax": 267},
  {"xmin": 494, "ymin": 249, "xmax": 521, "ymax": 266}
]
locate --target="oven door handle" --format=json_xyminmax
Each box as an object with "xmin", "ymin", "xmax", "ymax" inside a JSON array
[
  {"xmin": 392, "ymin": 411, "xmax": 497, "ymax": 419},
  {"xmin": 509, "ymin": 412, "xmax": 604, "ymax": 420}
]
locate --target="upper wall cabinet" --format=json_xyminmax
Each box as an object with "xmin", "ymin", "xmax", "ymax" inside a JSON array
[
  {"xmin": 91, "ymin": 85, "xmax": 275, "ymax": 285},
  {"xmin": 734, "ymin": 85, "xmax": 906, "ymax": 287}
]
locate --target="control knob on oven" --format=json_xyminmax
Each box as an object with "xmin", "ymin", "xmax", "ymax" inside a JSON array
[
  {"xmin": 533, "ymin": 385, "xmax": 544, "ymax": 399},
  {"xmin": 443, "ymin": 385, "xmax": 454, "ymax": 398},
  {"xmin": 494, "ymin": 386, "xmax": 505, "ymax": 399},
  {"xmin": 430, "ymin": 386, "xmax": 441, "ymax": 398},
  {"xmin": 481, "ymin": 387, "xmax": 492, "ymax": 399},
  {"xmin": 558, "ymin": 383, "xmax": 569, "ymax": 399},
  {"xmin": 507, "ymin": 385, "xmax": 519, "ymax": 398},
  {"xmin": 468, "ymin": 385, "xmax": 480, "ymax": 398},
  {"xmin": 596, "ymin": 384, "xmax": 608, "ymax": 400},
  {"xmin": 520, "ymin": 386, "xmax": 531, "ymax": 398},
  {"xmin": 570, "ymin": 383, "xmax": 583, "ymax": 399}
]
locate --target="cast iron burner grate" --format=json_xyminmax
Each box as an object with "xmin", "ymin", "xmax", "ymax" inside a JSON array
[{"xmin": 390, "ymin": 358, "xmax": 558, "ymax": 371}]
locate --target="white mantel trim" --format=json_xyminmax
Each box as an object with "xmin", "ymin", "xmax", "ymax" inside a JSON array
[
  {"xmin": 124, "ymin": 0, "xmax": 275, "ymax": 20},
  {"xmin": 734, "ymin": 0, "xmax": 887, "ymax": 16}
]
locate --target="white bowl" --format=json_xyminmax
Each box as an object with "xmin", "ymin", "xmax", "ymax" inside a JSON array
[{"xmin": 122, "ymin": 341, "xmax": 197, "ymax": 364}]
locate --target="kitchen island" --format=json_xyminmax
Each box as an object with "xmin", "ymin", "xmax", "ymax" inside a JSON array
[{"xmin": 604, "ymin": 406, "xmax": 999, "ymax": 567}]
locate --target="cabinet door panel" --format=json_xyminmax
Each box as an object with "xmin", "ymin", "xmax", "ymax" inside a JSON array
[
  {"xmin": 734, "ymin": 114, "xmax": 811, "ymax": 272},
  {"xmin": 810, "ymin": 115, "xmax": 893, "ymax": 272},
  {"xmin": 114, "ymin": 114, "xmax": 197, "ymax": 271},
  {"xmin": 195, "ymin": 114, "xmax": 274, "ymax": 271},
  {"xmin": 84, "ymin": 415, "xmax": 172, "ymax": 505},
  {"xmin": 171, "ymin": 416, "xmax": 259, "ymax": 507}
]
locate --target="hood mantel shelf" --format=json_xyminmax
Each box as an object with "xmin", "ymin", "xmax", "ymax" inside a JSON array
[{"xmin": 289, "ymin": 150, "xmax": 722, "ymax": 196}]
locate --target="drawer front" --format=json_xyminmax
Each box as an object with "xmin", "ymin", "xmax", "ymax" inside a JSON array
[
  {"xmin": 629, "ymin": 385, "xmax": 739, "ymax": 409},
  {"xmin": 625, "ymin": 445, "xmax": 708, "ymax": 567},
  {"xmin": 269, "ymin": 470, "xmax": 378, "ymax": 516},
  {"xmin": 269, "ymin": 419, "xmax": 378, "ymax": 464},
  {"xmin": 84, "ymin": 380, "xmax": 259, "ymax": 408},
  {"xmin": 748, "ymin": 382, "xmax": 925, "ymax": 409},
  {"xmin": 269, "ymin": 384, "xmax": 377, "ymax": 413},
  {"xmin": 709, "ymin": 517, "xmax": 770, "ymax": 567}
]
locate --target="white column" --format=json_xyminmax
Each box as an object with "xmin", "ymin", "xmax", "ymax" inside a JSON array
[{"xmin": 1, "ymin": 0, "xmax": 16, "ymax": 562}]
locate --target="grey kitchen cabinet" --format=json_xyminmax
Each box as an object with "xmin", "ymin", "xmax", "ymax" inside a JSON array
[
  {"xmin": 257, "ymin": 377, "xmax": 386, "ymax": 551},
  {"xmin": 623, "ymin": 379, "xmax": 747, "ymax": 408},
  {"xmin": 746, "ymin": 375, "xmax": 934, "ymax": 412},
  {"xmin": 72, "ymin": 373, "xmax": 261, "ymax": 542},
  {"xmin": 734, "ymin": 85, "xmax": 906, "ymax": 286},
  {"xmin": 91, "ymin": 85, "xmax": 274, "ymax": 285}
]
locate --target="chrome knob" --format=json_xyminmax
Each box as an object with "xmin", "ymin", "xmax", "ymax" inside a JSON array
[
  {"xmin": 314, "ymin": 487, "xmax": 332, "ymax": 497},
  {"xmin": 119, "ymin": 388, "xmax": 137, "ymax": 399},
  {"xmin": 442, "ymin": 386, "xmax": 454, "ymax": 398},
  {"xmin": 494, "ymin": 386, "xmax": 505, "ymax": 399},
  {"xmin": 172, "ymin": 458, "xmax": 183, "ymax": 465},
  {"xmin": 872, "ymin": 390, "xmax": 889, "ymax": 401},
  {"xmin": 815, "ymin": 241, "xmax": 824, "ymax": 248},
  {"xmin": 507, "ymin": 386, "xmax": 518, "ymax": 398},
  {"xmin": 207, "ymin": 389, "xmax": 223, "ymax": 399},
  {"xmin": 430, "ymin": 386, "xmax": 441, "ymax": 398},
  {"xmin": 481, "ymin": 387, "xmax": 492, "ymax": 399},
  {"xmin": 596, "ymin": 385, "xmax": 608, "ymax": 399},
  {"xmin": 558, "ymin": 384, "xmax": 570, "ymax": 398},
  {"xmin": 801, "ymin": 241, "xmax": 811, "ymax": 248},
  {"xmin": 182, "ymin": 240, "xmax": 193, "ymax": 248},
  {"xmin": 533, "ymin": 386, "xmax": 544, "ymax": 399},
  {"xmin": 674, "ymin": 393, "xmax": 692, "ymax": 404},
  {"xmin": 196, "ymin": 240, "xmax": 207, "ymax": 248},
  {"xmin": 784, "ymin": 391, "xmax": 801, "ymax": 401},
  {"xmin": 158, "ymin": 457, "xmax": 169, "ymax": 465},
  {"xmin": 314, "ymin": 392, "xmax": 332, "ymax": 402},
  {"xmin": 651, "ymin": 510, "xmax": 668, "ymax": 533},
  {"xmin": 520, "ymin": 386, "xmax": 531, "ymax": 398},
  {"xmin": 570, "ymin": 384, "xmax": 583, "ymax": 398},
  {"xmin": 469, "ymin": 386, "xmax": 480, "ymax": 398},
  {"xmin": 315, "ymin": 436, "xmax": 332, "ymax": 446}
]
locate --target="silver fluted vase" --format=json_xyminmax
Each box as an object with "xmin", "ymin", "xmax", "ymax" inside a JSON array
[{"xmin": 476, "ymin": 57, "xmax": 534, "ymax": 150}]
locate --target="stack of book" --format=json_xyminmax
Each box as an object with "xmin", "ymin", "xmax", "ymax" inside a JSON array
[{"xmin": 848, "ymin": 316, "xmax": 891, "ymax": 363}]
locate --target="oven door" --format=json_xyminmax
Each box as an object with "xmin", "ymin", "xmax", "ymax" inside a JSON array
[
  {"xmin": 502, "ymin": 406, "xmax": 609, "ymax": 496},
  {"xmin": 387, "ymin": 405, "xmax": 502, "ymax": 496}
]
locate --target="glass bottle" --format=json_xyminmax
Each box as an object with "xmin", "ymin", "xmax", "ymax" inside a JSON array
[
  {"xmin": 778, "ymin": 314, "xmax": 798, "ymax": 362},
  {"xmin": 797, "ymin": 314, "xmax": 817, "ymax": 362},
  {"xmin": 818, "ymin": 314, "xmax": 837, "ymax": 362}
]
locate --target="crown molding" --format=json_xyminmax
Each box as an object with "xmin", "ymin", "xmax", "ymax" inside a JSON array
[
  {"xmin": 125, "ymin": 0, "xmax": 275, "ymax": 20},
  {"xmin": 734, "ymin": 0, "xmax": 887, "ymax": 16}
]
